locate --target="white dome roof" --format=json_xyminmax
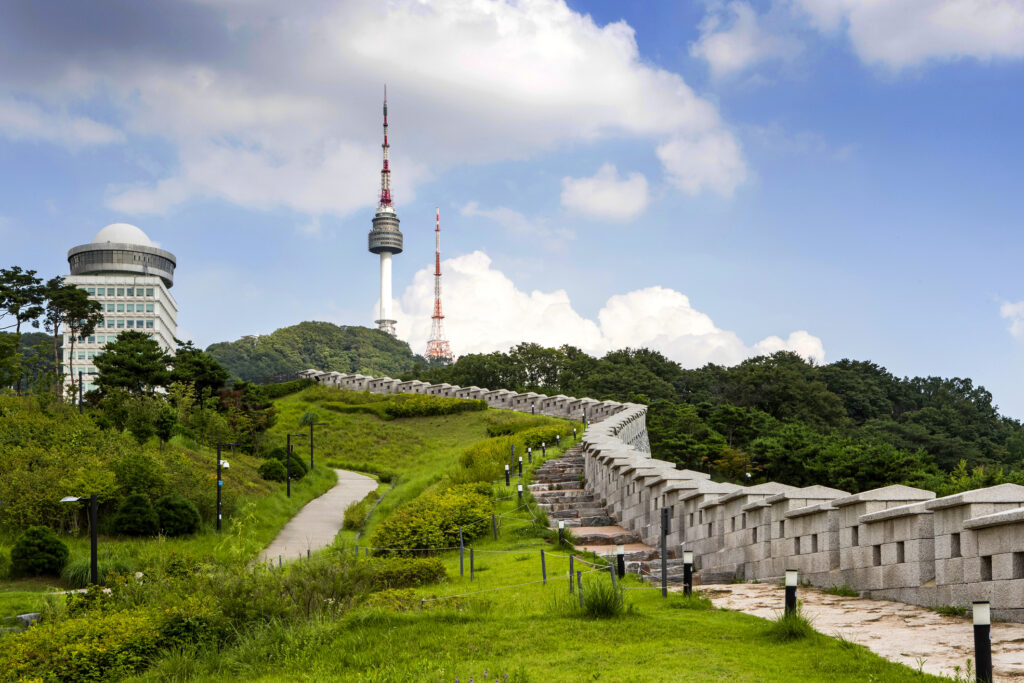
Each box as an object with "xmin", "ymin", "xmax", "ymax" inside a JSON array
[{"xmin": 91, "ymin": 223, "xmax": 154, "ymax": 246}]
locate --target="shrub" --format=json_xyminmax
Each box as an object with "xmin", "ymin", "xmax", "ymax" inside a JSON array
[
  {"xmin": 581, "ymin": 578, "xmax": 629, "ymax": 618},
  {"xmin": 262, "ymin": 378, "xmax": 315, "ymax": 399},
  {"xmin": 112, "ymin": 493, "xmax": 159, "ymax": 537},
  {"xmin": 271, "ymin": 448, "xmax": 308, "ymax": 480},
  {"xmin": 155, "ymin": 493, "xmax": 201, "ymax": 536},
  {"xmin": 370, "ymin": 484, "xmax": 493, "ymax": 554},
  {"xmin": 368, "ymin": 557, "xmax": 447, "ymax": 589},
  {"xmin": 363, "ymin": 588, "xmax": 420, "ymax": 611},
  {"xmin": 343, "ymin": 491, "xmax": 380, "ymax": 531},
  {"xmin": 383, "ymin": 394, "xmax": 487, "ymax": 419},
  {"xmin": 0, "ymin": 545, "xmax": 10, "ymax": 580},
  {"xmin": 259, "ymin": 458, "xmax": 287, "ymax": 482},
  {"xmin": 10, "ymin": 526, "xmax": 69, "ymax": 577}
]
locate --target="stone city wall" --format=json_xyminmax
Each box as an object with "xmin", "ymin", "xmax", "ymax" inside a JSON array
[{"xmin": 298, "ymin": 368, "xmax": 1024, "ymax": 621}]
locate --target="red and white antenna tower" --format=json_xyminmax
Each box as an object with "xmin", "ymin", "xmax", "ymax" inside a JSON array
[{"xmin": 425, "ymin": 207, "xmax": 454, "ymax": 364}]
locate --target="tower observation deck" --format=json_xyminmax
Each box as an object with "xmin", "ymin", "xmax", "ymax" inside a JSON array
[{"xmin": 368, "ymin": 90, "xmax": 403, "ymax": 336}]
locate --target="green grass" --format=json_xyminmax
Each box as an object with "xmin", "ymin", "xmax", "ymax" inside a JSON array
[
  {"xmin": 822, "ymin": 583, "xmax": 860, "ymax": 598},
  {"xmin": 132, "ymin": 492, "xmax": 946, "ymax": 682}
]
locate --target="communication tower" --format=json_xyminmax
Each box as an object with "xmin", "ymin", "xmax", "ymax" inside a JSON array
[
  {"xmin": 368, "ymin": 88, "xmax": 402, "ymax": 336},
  {"xmin": 424, "ymin": 207, "xmax": 454, "ymax": 364}
]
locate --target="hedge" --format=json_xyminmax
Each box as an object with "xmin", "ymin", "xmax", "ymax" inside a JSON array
[{"xmin": 370, "ymin": 484, "xmax": 493, "ymax": 554}]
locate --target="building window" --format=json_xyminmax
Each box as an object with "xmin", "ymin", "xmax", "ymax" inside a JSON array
[
  {"xmin": 117, "ymin": 303, "xmax": 124, "ymax": 312},
  {"xmin": 127, "ymin": 288, "xmax": 134, "ymax": 296},
  {"xmin": 87, "ymin": 336, "xmax": 95, "ymax": 344},
  {"xmin": 106, "ymin": 303, "xmax": 114, "ymax": 312},
  {"xmin": 87, "ymin": 287, "xmax": 95, "ymax": 294},
  {"xmin": 127, "ymin": 320, "xmax": 134, "ymax": 328},
  {"xmin": 117, "ymin": 320, "xmax": 124, "ymax": 328},
  {"xmin": 146, "ymin": 288, "xmax": 153, "ymax": 296},
  {"xmin": 106, "ymin": 320, "xmax": 114, "ymax": 328},
  {"xmin": 87, "ymin": 352, "xmax": 95, "ymax": 359},
  {"xmin": 145, "ymin": 320, "xmax": 154, "ymax": 329},
  {"xmin": 116, "ymin": 288, "xmax": 124, "ymax": 296},
  {"xmin": 97, "ymin": 288, "xmax": 105, "ymax": 296},
  {"xmin": 136, "ymin": 319, "xmax": 144, "ymax": 328},
  {"xmin": 126, "ymin": 304, "xmax": 134, "ymax": 313},
  {"xmin": 78, "ymin": 352, "xmax": 85, "ymax": 360},
  {"xmin": 145, "ymin": 304, "xmax": 154, "ymax": 312}
]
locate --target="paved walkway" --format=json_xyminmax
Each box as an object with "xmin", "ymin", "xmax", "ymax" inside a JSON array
[
  {"xmin": 706, "ymin": 583, "xmax": 1024, "ymax": 680},
  {"xmin": 259, "ymin": 469, "xmax": 377, "ymax": 564}
]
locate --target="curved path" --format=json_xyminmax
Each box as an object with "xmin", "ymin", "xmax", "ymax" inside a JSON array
[{"xmin": 259, "ymin": 469, "xmax": 377, "ymax": 564}]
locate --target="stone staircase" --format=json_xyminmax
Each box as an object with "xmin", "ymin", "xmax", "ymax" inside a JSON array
[{"xmin": 531, "ymin": 447, "xmax": 685, "ymax": 584}]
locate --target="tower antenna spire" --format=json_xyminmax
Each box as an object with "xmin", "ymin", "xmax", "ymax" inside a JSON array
[
  {"xmin": 368, "ymin": 86, "xmax": 402, "ymax": 336},
  {"xmin": 425, "ymin": 207, "xmax": 454, "ymax": 364}
]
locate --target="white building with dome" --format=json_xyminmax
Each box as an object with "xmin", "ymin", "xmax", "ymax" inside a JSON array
[{"xmin": 64, "ymin": 223, "xmax": 178, "ymax": 390}]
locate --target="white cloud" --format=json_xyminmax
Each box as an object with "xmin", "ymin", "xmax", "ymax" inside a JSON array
[
  {"xmin": 791, "ymin": 0, "xmax": 1024, "ymax": 69},
  {"xmin": 657, "ymin": 129, "xmax": 748, "ymax": 196},
  {"xmin": 0, "ymin": 98, "xmax": 123, "ymax": 147},
  {"xmin": 560, "ymin": 164, "xmax": 649, "ymax": 221},
  {"xmin": 393, "ymin": 251, "xmax": 824, "ymax": 366},
  {"xmin": 461, "ymin": 201, "xmax": 574, "ymax": 245},
  {"xmin": 1, "ymin": 0, "xmax": 748, "ymax": 214},
  {"xmin": 1000, "ymin": 301, "xmax": 1024, "ymax": 339},
  {"xmin": 691, "ymin": 2, "xmax": 801, "ymax": 78}
]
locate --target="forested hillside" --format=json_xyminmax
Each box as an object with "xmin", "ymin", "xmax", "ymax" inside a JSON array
[
  {"xmin": 408, "ymin": 344, "xmax": 1024, "ymax": 494},
  {"xmin": 205, "ymin": 321, "xmax": 424, "ymax": 382}
]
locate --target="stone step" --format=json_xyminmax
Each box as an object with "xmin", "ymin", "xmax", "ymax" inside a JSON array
[
  {"xmin": 580, "ymin": 515, "xmax": 617, "ymax": 526},
  {"xmin": 573, "ymin": 530, "xmax": 642, "ymax": 546},
  {"xmin": 533, "ymin": 491, "xmax": 594, "ymax": 503},
  {"xmin": 538, "ymin": 502, "xmax": 606, "ymax": 515}
]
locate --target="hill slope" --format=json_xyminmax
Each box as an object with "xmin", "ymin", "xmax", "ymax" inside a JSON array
[{"xmin": 205, "ymin": 321, "xmax": 423, "ymax": 382}]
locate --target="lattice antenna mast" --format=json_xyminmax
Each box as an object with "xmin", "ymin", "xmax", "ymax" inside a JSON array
[
  {"xmin": 380, "ymin": 86, "xmax": 391, "ymax": 207},
  {"xmin": 425, "ymin": 207, "xmax": 454, "ymax": 363}
]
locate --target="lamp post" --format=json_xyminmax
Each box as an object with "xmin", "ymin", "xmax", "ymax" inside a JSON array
[
  {"xmin": 286, "ymin": 433, "xmax": 307, "ymax": 498},
  {"xmin": 60, "ymin": 494, "xmax": 97, "ymax": 585},
  {"xmin": 78, "ymin": 370, "xmax": 83, "ymax": 415},
  {"xmin": 216, "ymin": 441, "xmax": 242, "ymax": 532},
  {"xmin": 308, "ymin": 422, "xmax": 327, "ymax": 470}
]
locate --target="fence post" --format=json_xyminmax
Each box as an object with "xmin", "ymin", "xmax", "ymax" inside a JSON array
[
  {"xmin": 974, "ymin": 601, "xmax": 993, "ymax": 683},
  {"xmin": 577, "ymin": 570, "xmax": 584, "ymax": 608},
  {"xmin": 660, "ymin": 507, "xmax": 669, "ymax": 598},
  {"xmin": 459, "ymin": 527, "xmax": 465, "ymax": 577},
  {"xmin": 785, "ymin": 569, "xmax": 798, "ymax": 615},
  {"xmin": 307, "ymin": 549, "xmax": 310, "ymax": 561},
  {"xmin": 608, "ymin": 562, "xmax": 617, "ymax": 590},
  {"xmin": 541, "ymin": 549, "xmax": 547, "ymax": 585},
  {"xmin": 492, "ymin": 514, "xmax": 498, "ymax": 540},
  {"xmin": 470, "ymin": 548, "xmax": 475, "ymax": 582},
  {"xmin": 683, "ymin": 550, "xmax": 694, "ymax": 598},
  {"xmin": 365, "ymin": 547, "xmax": 369, "ymax": 557},
  {"xmin": 569, "ymin": 555, "xmax": 574, "ymax": 593},
  {"xmin": 355, "ymin": 544, "xmax": 359, "ymax": 557},
  {"xmin": 279, "ymin": 555, "xmax": 282, "ymax": 568}
]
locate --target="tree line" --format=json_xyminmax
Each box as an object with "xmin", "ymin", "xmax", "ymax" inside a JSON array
[{"xmin": 405, "ymin": 344, "xmax": 1024, "ymax": 494}]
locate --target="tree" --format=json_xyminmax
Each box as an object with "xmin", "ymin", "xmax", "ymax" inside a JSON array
[
  {"xmin": 93, "ymin": 331, "xmax": 171, "ymax": 395},
  {"xmin": 170, "ymin": 340, "xmax": 229, "ymax": 397},
  {"xmin": 42, "ymin": 277, "xmax": 103, "ymax": 399},
  {"xmin": 0, "ymin": 266, "xmax": 46, "ymax": 394}
]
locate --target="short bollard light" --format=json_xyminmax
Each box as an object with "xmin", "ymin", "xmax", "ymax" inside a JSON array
[
  {"xmin": 556, "ymin": 434, "xmax": 561, "ymax": 447},
  {"xmin": 784, "ymin": 569, "xmax": 798, "ymax": 615},
  {"xmin": 616, "ymin": 544, "xmax": 626, "ymax": 579},
  {"xmin": 558, "ymin": 520, "xmax": 565, "ymax": 546},
  {"xmin": 542, "ymin": 442, "xmax": 546, "ymax": 457},
  {"xmin": 517, "ymin": 483, "xmax": 524, "ymax": 500},
  {"xmin": 527, "ymin": 447, "xmax": 533, "ymax": 464},
  {"xmin": 518, "ymin": 456, "xmax": 523, "ymax": 477},
  {"xmin": 573, "ymin": 427, "xmax": 577, "ymax": 441},
  {"xmin": 683, "ymin": 550, "xmax": 694, "ymax": 597},
  {"xmin": 504, "ymin": 464, "xmax": 510, "ymax": 486},
  {"xmin": 974, "ymin": 601, "xmax": 993, "ymax": 683}
]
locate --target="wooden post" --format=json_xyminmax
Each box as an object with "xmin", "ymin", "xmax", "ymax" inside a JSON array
[
  {"xmin": 541, "ymin": 549, "xmax": 547, "ymax": 585},
  {"xmin": 569, "ymin": 555, "xmax": 574, "ymax": 593},
  {"xmin": 459, "ymin": 527, "xmax": 464, "ymax": 577},
  {"xmin": 660, "ymin": 507, "xmax": 669, "ymax": 598}
]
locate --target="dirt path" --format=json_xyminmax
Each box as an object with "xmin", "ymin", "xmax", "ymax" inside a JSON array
[
  {"xmin": 705, "ymin": 583, "xmax": 1024, "ymax": 681},
  {"xmin": 259, "ymin": 469, "xmax": 377, "ymax": 564}
]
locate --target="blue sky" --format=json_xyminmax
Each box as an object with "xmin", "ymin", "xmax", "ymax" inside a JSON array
[{"xmin": 3, "ymin": 0, "xmax": 1024, "ymax": 415}]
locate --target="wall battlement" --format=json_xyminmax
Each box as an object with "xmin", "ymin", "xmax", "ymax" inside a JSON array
[{"xmin": 298, "ymin": 368, "xmax": 1024, "ymax": 621}]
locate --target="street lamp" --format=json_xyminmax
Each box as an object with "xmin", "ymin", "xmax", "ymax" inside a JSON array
[
  {"xmin": 78, "ymin": 370, "xmax": 84, "ymax": 415},
  {"xmin": 286, "ymin": 433, "xmax": 307, "ymax": 498},
  {"xmin": 216, "ymin": 441, "xmax": 242, "ymax": 533},
  {"xmin": 308, "ymin": 422, "xmax": 328, "ymax": 470},
  {"xmin": 60, "ymin": 494, "xmax": 98, "ymax": 585}
]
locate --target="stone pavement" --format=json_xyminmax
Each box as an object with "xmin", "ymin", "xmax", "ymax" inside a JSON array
[
  {"xmin": 259, "ymin": 469, "xmax": 377, "ymax": 564},
  {"xmin": 707, "ymin": 583, "xmax": 1024, "ymax": 680}
]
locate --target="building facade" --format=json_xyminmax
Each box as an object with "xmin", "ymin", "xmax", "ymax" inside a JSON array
[{"xmin": 63, "ymin": 223, "xmax": 178, "ymax": 391}]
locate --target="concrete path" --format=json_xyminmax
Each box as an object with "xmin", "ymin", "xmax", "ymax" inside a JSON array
[
  {"xmin": 706, "ymin": 583, "xmax": 1024, "ymax": 680},
  {"xmin": 259, "ymin": 469, "xmax": 377, "ymax": 564}
]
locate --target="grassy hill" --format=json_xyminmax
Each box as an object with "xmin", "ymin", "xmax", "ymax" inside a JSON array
[{"xmin": 205, "ymin": 321, "xmax": 424, "ymax": 382}]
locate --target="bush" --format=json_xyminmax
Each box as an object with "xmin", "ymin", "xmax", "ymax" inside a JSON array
[
  {"xmin": 367, "ymin": 557, "xmax": 447, "ymax": 589},
  {"xmin": 259, "ymin": 458, "xmax": 287, "ymax": 483},
  {"xmin": 271, "ymin": 448, "xmax": 308, "ymax": 480},
  {"xmin": 0, "ymin": 545, "xmax": 10, "ymax": 580},
  {"xmin": 112, "ymin": 493, "xmax": 159, "ymax": 537},
  {"xmin": 155, "ymin": 493, "xmax": 201, "ymax": 536},
  {"xmin": 262, "ymin": 378, "xmax": 315, "ymax": 399},
  {"xmin": 10, "ymin": 526, "xmax": 69, "ymax": 577},
  {"xmin": 383, "ymin": 394, "xmax": 487, "ymax": 419},
  {"xmin": 581, "ymin": 578, "xmax": 629, "ymax": 618},
  {"xmin": 370, "ymin": 484, "xmax": 493, "ymax": 554},
  {"xmin": 343, "ymin": 490, "xmax": 380, "ymax": 531}
]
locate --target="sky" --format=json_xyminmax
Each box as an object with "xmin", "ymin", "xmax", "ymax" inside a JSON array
[{"xmin": 3, "ymin": 0, "xmax": 1024, "ymax": 415}]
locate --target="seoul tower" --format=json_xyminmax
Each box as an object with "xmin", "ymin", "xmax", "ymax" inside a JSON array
[
  {"xmin": 368, "ymin": 88, "xmax": 402, "ymax": 336},
  {"xmin": 425, "ymin": 208, "xmax": 454, "ymax": 364}
]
